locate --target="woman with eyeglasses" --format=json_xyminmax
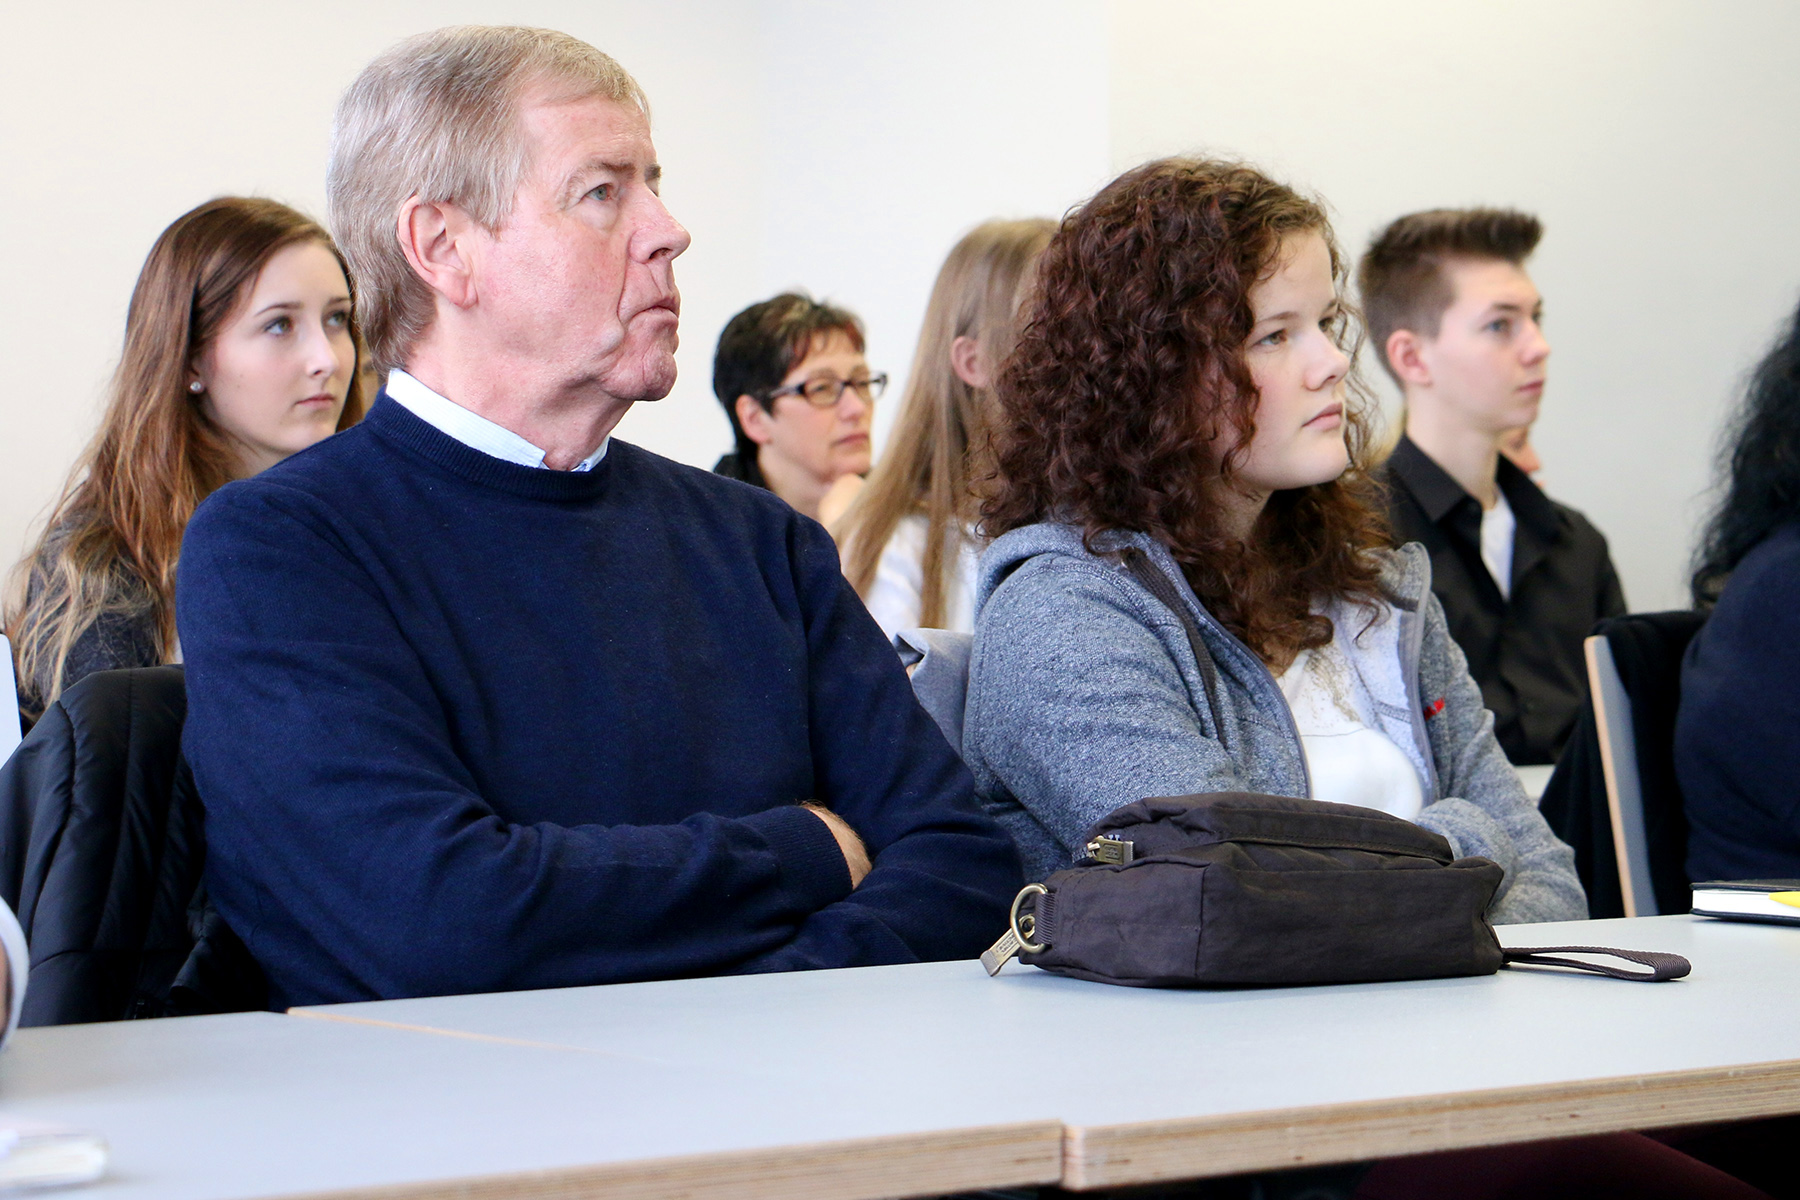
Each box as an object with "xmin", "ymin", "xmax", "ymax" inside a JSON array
[{"xmin": 711, "ymin": 293, "xmax": 887, "ymax": 522}]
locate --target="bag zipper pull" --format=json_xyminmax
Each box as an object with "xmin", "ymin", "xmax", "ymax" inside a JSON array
[{"xmin": 1086, "ymin": 835, "xmax": 1135, "ymax": 865}]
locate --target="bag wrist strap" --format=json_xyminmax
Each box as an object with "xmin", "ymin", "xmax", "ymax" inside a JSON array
[{"xmin": 1503, "ymin": 945, "xmax": 1691, "ymax": 982}]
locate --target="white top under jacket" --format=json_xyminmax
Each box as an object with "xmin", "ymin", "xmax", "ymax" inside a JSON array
[
  {"xmin": 864, "ymin": 514, "xmax": 980, "ymax": 641},
  {"xmin": 1276, "ymin": 621, "xmax": 1427, "ymax": 823}
]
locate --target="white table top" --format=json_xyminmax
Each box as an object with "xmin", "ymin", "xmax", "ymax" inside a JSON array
[
  {"xmin": 0, "ymin": 1009, "xmax": 1055, "ymax": 1200},
  {"xmin": 298, "ymin": 915, "xmax": 1800, "ymax": 1188},
  {"xmin": 5, "ymin": 915, "xmax": 1796, "ymax": 1199}
]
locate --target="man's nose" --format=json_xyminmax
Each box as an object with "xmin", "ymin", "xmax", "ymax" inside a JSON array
[
  {"xmin": 637, "ymin": 192, "xmax": 691, "ymax": 261},
  {"xmin": 1523, "ymin": 321, "xmax": 1551, "ymax": 364}
]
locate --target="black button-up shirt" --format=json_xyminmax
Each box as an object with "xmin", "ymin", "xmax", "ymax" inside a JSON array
[{"xmin": 1381, "ymin": 435, "xmax": 1626, "ymax": 765}]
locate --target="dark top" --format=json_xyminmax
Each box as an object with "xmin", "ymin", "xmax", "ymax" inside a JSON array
[
  {"xmin": 1382, "ymin": 435, "xmax": 1626, "ymax": 765},
  {"xmin": 178, "ymin": 396, "xmax": 1020, "ymax": 1007},
  {"xmin": 64, "ymin": 610, "xmax": 159, "ymax": 686},
  {"xmin": 712, "ymin": 450, "xmax": 768, "ymax": 489},
  {"xmin": 13, "ymin": 549, "xmax": 161, "ymax": 727},
  {"xmin": 1676, "ymin": 522, "xmax": 1800, "ymax": 882}
]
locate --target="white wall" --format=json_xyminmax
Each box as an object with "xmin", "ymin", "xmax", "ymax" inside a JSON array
[
  {"xmin": 752, "ymin": 1, "xmax": 1111, "ymax": 454},
  {"xmin": 1110, "ymin": 0, "xmax": 1800, "ymax": 609},
  {"xmin": 5, "ymin": 1, "xmax": 1797, "ymax": 614},
  {"xmin": 0, "ymin": 0, "xmax": 771, "ymax": 569},
  {"xmin": 0, "ymin": 0, "xmax": 1108, "ymax": 573}
]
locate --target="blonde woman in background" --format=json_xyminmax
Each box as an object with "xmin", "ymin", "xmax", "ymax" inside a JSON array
[
  {"xmin": 836, "ymin": 219, "xmax": 1055, "ymax": 639},
  {"xmin": 6, "ymin": 197, "xmax": 364, "ymax": 725}
]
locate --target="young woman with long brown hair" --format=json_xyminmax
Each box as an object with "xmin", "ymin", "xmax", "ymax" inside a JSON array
[
  {"xmin": 961, "ymin": 158, "xmax": 1583, "ymax": 922},
  {"xmin": 6, "ymin": 197, "xmax": 365, "ymax": 723},
  {"xmin": 835, "ymin": 218, "xmax": 1054, "ymax": 638}
]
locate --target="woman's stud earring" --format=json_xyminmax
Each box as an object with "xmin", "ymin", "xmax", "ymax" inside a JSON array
[{"xmin": 188, "ymin": 380, "xmax": 204, "ymax": 394}]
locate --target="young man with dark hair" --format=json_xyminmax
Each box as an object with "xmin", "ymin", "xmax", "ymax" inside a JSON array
[
  {"xmin": 711, "ymin": 293, "xmax": 883, "ymax": 521},
  {"xmin": 1360, "ymin": 208, "xmax": 1625, "ymax": 765}
]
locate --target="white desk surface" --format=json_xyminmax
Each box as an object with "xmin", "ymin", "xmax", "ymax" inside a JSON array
[
  {"xmin": 4, "ymin": 916, "xmax": 1795, "ymax": 1200},
  {"xmin": 297, "ymin": 915, "xmax": 1800, "ymax": 1190},
  {"xmin": 0, "ymin": 1009, "xmax": 1057, "ymax": 1200}
]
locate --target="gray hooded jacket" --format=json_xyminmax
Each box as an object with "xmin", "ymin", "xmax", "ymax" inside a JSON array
[{"xmin": 961, "ymin": 522, "xmax": 1586, "ymax": 926}]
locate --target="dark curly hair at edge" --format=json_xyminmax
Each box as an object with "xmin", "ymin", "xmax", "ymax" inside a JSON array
[
  {"xmin": 982, "ymin": 157, "xmax": 1390, "ymax": 665},
  {"xmin": 1691, "ymin": 298, "xmax": 1800, "ymax": 607}
]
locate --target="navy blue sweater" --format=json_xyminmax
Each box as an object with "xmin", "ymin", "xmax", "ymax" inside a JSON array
[
  {"xmin": 178, "ymin": 397, "xmax": 1020, "ymax": 1006},
  {"xmin": 1676, "ymin": 521, "xmax": 1800, "ymax": 882}
]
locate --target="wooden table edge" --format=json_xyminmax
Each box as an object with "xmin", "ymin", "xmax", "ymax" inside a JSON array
[
  {"xmin": 249, "ymin": 1119, "xmax": 1062, "ymax": 1200},
  {"xmin": 1060, "ymin": 1057, "xmax": 1800, "ymax": 1189}
]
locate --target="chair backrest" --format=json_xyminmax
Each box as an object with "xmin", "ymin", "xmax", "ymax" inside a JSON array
[
  {"xmin": 0, "ymin": 635, "xmax": 20, "ymax": 764},
  {"xmin": 0, "ymin": 665, "xmax": 264, "ymax": 1024},
  {"xmin": 1582, "ymin": 611, "xmax": 1707, "ymax": 918},
  {"xmin": 894, "ymin": 628, "xmax": 972, "ymax": 756},
  {"xmin": 1586, "ymin": 635, "xmax": 1654, "ymax": 916}
]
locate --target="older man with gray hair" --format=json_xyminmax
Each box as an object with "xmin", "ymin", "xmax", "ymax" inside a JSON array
[{"xmin": 177, "ymin": 26, "xmax": 1020, "ymax": 1007}]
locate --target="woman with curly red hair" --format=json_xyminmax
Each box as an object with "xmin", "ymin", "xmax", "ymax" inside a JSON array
[{"xmin": 962, "ymin": 158, "xmax": 1584, "ymax": 925}]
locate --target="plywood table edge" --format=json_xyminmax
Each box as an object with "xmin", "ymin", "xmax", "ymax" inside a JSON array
[
  {"xmin": 1060, "ymin": 1057, "xmax": 1800, "ymax": 1190},
  {"xmin": 250, "ymin": 1119, "xmax": 1063, "ymax": 1200}
]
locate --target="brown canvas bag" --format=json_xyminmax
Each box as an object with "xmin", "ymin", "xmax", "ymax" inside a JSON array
[{"xmin": 982, "ymin": 792, "xmax": 1689, "ymax": 987}]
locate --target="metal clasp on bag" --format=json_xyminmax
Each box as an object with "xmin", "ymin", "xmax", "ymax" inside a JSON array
[
  {"xmin": 1086, "ymin": 835, "xmax": 1135, "ymax": 865},
  {"xmin": 981, "ymin": 883, "xmax": 1048, "ymax": 976}
]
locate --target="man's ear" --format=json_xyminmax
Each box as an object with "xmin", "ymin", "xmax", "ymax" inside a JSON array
[
  {"xmin": 735, "ymin": 395, "xmax": 776, "ymax": 447},
  {"xmin": 949, "ymin": 335, "xmax": 990, "ymax": 389},
  {"xmin": 396, "ymin": 196, "xmax": 481, "ymax": 310},
  {"xmin": 1385, "ymin": 329, "xmax": 1434, "ymax": 390}
]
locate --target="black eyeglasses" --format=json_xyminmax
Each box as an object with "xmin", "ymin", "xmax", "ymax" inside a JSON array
[{"xmin": 764, "ymin": 373, "xmax": 888, "ymax": 408}]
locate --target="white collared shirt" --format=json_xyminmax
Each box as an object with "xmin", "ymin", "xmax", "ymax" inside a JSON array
[
  {"xmin": 385, "ymin": 369, "xmax": 609, "ymax": 472},
  {"xmin": 1480, "ymin": 491, "xmax": 1517, "ymax": 600}
]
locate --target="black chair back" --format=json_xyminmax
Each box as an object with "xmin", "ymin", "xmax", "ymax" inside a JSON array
[
  {"xmin": 0, "ymin": 666, "xmax": 264, "ymax": 1024},
  {"xmin": 1540, "ymin": 611, "xmax": 1704, "ymax": 918}
]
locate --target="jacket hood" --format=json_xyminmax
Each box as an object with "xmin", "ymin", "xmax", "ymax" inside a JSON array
[
  {"xmin": 975, "ymin": 523, "xmax": 1155, "ymax": 617},
  {"xmin": 977, "ymin": 520, "xmax": 1433, "ymax": 620}
]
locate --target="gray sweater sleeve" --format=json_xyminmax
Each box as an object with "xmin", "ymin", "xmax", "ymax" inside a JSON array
[
  {"xmin": 1411, "ymin": 590, "xmax": 1588, "ymax": 923},
  {"xmin": 965, "ymin": 557, "xmax": 1249, "ymax": 875}
]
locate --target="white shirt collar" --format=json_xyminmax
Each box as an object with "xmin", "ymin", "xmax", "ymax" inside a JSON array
[{"xmin": 384, "ymin": 369, "xmax": 609, "ymax": 472}]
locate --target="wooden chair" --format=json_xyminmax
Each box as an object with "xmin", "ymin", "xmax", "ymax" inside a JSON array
[
  {"xmin": 1580, "ymin": 611, "xmax": 1706, "ymax": 917},
  {"xmin": 1585, "ymin": 635, "xmax": 1658, "ymax": 916}
]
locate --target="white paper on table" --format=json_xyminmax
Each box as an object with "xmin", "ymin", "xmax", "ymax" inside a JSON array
[{"xmin": 0, "ymin": 1116, "xmax": 107, "ymax": 1191}]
